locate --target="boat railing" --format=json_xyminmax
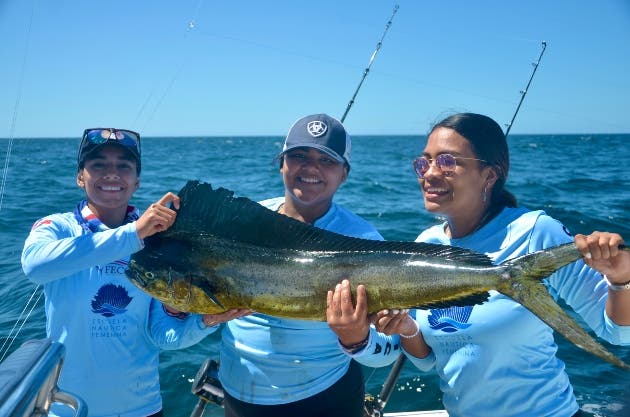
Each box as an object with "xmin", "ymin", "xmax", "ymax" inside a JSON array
[{"xmin": 0, "ymin": 338, "xmax": 87, "ymax": 417}]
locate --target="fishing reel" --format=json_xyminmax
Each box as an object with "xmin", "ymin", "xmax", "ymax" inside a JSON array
[
  {"xmin": 363, "ymin": 393, "xmax": 384, "ymax": 417},
  {"xmin": 189, "ymin": 359, "xmax": 225, "ymax": 417}
]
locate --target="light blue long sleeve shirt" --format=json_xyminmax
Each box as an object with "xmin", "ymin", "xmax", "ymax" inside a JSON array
[
  {"xmin": 21, "ymin": 211, "xmax": 216, "ymax": 417},
  {"xmin": 406, "ymin": 207, "xmax": 630, "ymax": 417},
  {"xmin": 218, "ymin": 198, "xmax": 400, "ymax": 405}
]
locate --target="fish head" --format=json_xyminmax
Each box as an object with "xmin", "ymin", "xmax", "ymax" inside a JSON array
[{"xmin": 125, "ymin": 234, "xmax": 198, "ymax": 311}]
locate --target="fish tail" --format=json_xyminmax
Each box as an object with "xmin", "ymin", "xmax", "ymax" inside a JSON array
[{"xmin": 496, "ymin": 242, "xmax": 630, "ymax": 371}]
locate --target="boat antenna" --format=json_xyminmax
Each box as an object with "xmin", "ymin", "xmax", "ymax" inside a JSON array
[
  {"xmin": 504, "ymin": 41, "xmax": 547, "ymax": 138},
  {"xmin": 340, "ymin": 4, "xmax": 399, "ymax": 123},
  {"xmin": 365, "ymin": 41, "xmax": 549, "ymax": 417}
]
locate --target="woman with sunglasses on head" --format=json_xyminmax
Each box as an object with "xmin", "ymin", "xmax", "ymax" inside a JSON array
[
  {"xmin": 21, "ymin": 128, "xmax": 249, "ymax": 417},
  {"xmin": 364, "ymin": 112, "xmax": 630, "ymax": 417},
  {"xmin": 217, "ymin": 114, "xmax": 401, "ymax": 417}
]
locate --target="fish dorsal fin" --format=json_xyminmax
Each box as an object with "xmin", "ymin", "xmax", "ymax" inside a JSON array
[{"xmin": 167, "ymin": 180, "xmax": 494, "ymax": 266}]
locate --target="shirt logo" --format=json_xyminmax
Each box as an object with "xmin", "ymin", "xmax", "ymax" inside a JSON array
[
  {"xmin": 427, "ymin": 306, "xmax": 473, "ymax": 333},
  {"xmin": 31, "ymin": 219, "xmax": 51, "ymax": 230},
  {"xmin": 91, "ymin": 283, "xmax": 133, "ymax": 317},
  {"xmin": 307, "ymin": 121, "xmax": 327, "ymax": 137}
]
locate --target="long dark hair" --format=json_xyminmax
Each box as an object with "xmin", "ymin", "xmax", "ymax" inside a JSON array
[{"xmin": 430, "ymin": 112, "xmax": 518, "ymax": 209}]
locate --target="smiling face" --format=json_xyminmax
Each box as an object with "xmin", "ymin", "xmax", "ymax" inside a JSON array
[
  {"xmin": 76, "ymin": 144, "xmax": 139, "ymax": 225},
  {"xmin": 280, "ymin": 147, "xmax": 348, "ymax": 222},
  {"xmin": 419, "ymin": 127, "xmax": 496, "ymax": 232}
]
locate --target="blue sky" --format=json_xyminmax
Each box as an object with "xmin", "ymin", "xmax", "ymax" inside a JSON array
[{"xmin": 1, "ymin": 0, "xmax": 629, "ymax": 138}]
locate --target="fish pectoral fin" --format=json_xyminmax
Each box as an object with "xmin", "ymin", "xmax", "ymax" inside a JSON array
[
  {"xmin": 502, "ymin": 281, "xmax": 630, "ymax": 371},
  {"xmin": 206, "ymin": 292, "xmax": 225, "ymax": 310},
  {"xmin": 190, "ymin": 275, "xmax": 226, "ymax": 310}
]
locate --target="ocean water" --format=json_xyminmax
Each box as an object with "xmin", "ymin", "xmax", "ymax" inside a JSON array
[{"xmin": 1, "ymin": 134, "xmax": 629, "ymax": 416}]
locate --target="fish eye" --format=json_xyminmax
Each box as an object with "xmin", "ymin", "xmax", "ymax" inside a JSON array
[{"xmin": 144, "ymin": 272, "xmax": 154, "ymax": 279}]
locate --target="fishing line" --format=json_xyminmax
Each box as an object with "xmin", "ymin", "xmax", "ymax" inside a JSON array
[
  {"xmin": 0, "ymin": 0, "xmax": 46, "ymax": 362},
  {"xmin": 0, "ymin": 1, "xmax": 36, "ymax": 212},
  {"xmin": 0, "ymin": 289, "xmax": 43, "ymax": 363},
  {"xmin": 133, "ymin": 0, "xmax": 205, "ymax": 132},
  {"xmin": 340, "ymin": 4, "xmax": 399, "ymax": 123}
]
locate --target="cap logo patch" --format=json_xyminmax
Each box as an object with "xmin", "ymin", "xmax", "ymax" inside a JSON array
[{"xmin": 307, "ymin": 121, "xmax": 327, "ymax": 137}]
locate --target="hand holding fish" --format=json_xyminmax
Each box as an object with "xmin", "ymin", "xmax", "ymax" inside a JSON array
[
  {"xmin": 136, "ymin": 192, "xmax": 180, "ymax": 239},
  {"xmin": 202, "ymin": 308, "xmax": 253, "ymax": 327},
  {"xmin": 326, "ymin": 279, "xmax": 371, "ymax": 347},
  {"xmin": 575, "ymin": 232, "xmax": 630, "ymax": 284},
  {"xmin": 370, "ymin": 309, "xmax": 416, "ymax": 337},
  {"xmin": 371, "ymin": 309, "xmax": 432, "ymax": 359},
  {"xmin": 576, "ymin": 231, "xmax": 630, "ymax": 326}
]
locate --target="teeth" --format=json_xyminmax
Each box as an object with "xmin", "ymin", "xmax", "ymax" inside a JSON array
[
  {"xmin": 101, "ymin": 185, "xmax": 122, "ymax": 191},
  {"xmin": 426, "ymin": 187, "xmax": 448, "ymax": 193},
  {"xmin": 299, "ymin": 177, "xmax": 320, "ymax": 183}
]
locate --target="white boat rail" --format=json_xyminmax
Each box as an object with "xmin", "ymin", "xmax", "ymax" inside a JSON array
[{"xmin": 0, "ymin": 338, "xmax": 87, "ymax": 417}]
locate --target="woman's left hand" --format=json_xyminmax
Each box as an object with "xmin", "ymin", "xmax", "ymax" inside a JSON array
[
  {"xmin": 326, "ymin": 279, "xmax": 370, "ymax": 346},
  {"xmin": 575, "ymin": 231, "xmax": 630, "ymax": 284},
  {"xmin": 371, "ymin": 308, "xmax": 417, "ymax": 337}
]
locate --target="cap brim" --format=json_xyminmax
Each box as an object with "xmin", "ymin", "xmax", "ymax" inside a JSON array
[
  {"xmin": 282, "ymin": 144, "xmax": 345, "ymax": 164},
  {"xmin": 79, "ymin": 141, "xmax": 141, "ymax": 166}
]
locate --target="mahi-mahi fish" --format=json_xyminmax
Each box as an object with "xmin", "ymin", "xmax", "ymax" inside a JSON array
[{"xmin": 126, "ymin": 180, "xmax": 630, "ymax": 370}]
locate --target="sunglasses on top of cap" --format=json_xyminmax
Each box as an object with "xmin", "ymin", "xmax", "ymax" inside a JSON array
[
  {"xmin": 81, "ymin": 128, "xmax": 140, "ymax": 151},
  {"xmin": 412, "ymin": 153, "xmax": 487, "ymax": 179}
]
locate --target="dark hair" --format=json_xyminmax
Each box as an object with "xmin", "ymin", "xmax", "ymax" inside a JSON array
[{"xmin": 430, "ymin": 112, "xmax": 517, "ymax": 209}]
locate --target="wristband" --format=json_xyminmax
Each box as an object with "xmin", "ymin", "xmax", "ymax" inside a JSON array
[
  {"xmin": 605, "ymin": 275, "xmax": 630, "ymax": 291},
  {"xmin": 339, "ymin": 335, "xmax": 369, "ymax": 354},
  {"xmin": 399, "ymin": 321, "xmax": 420, "ymax": 339}
]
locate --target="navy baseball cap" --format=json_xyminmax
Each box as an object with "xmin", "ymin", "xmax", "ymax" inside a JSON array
[
  {"xmin": 281, "ymin": 114, "xmax": 351, "ymax": 167},
  {"xmin": 78, "ymin": 128, "xmax": 141, "ymax": 174}
]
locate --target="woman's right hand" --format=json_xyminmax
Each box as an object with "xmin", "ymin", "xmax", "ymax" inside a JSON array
[{"xmin": 136, "ymin": 192, "xmax": 180, "ymax": 239}]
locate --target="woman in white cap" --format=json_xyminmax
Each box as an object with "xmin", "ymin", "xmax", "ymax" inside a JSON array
[
  {"xmin": 217, "ymin": 114, "xmax": 401, "ymax": 417},
  {"xmin": 21, "ymin": 128, "xmax": 248, "ymax": 417}
]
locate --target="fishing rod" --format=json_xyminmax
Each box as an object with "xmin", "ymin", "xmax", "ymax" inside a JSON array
[
  {"xmin": 365, "ymin": 41, "xmax": 549, "ymax": 417},
  {"xmin": 504, "ymin": 41, "xmax": 547, "ymax": 138},
  {"xmin": 340, "ymin": 4, "xmax": 399, "ymax": 123}
]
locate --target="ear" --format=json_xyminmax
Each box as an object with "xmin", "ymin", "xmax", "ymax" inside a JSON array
[
  {"xmin": 483, "ymin": 166, "xmax": 499, "ymax": 189},
  {"xmin": 340, "ymin": 166, "xmax": 348, "ymax": 184},
  {"xmin": 77, "ymin": 172, "xmax": 85, "ymax": 188}
]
